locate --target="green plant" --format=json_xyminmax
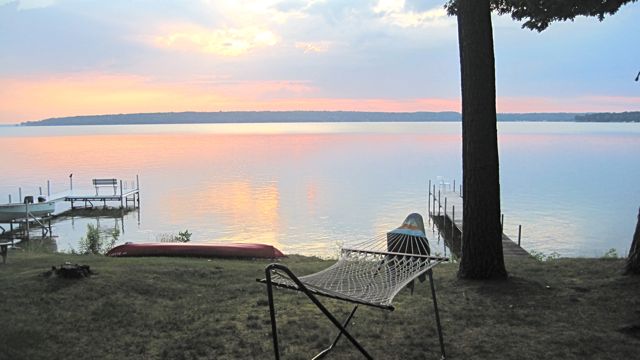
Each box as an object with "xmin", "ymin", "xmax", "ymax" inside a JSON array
[
  {"xmin": 78, "ymin": 224, "xmax": 100, "ymax": 255},
  {"xmin": 530, "ymin": 250, "xmax": 561, "ymax": 262},
  {"xmin": 157, "ymin": 229, "xmax": 192, "ymax": 243},
  {"xmin": 177, "ymin": 229, "xmax": 192, "ymax": 243},
  {"xmin": 78, "ymin": 223, "xmax": 119, "ymax": 255},
  {"xmin": 601, "ymin": 248, "xmax": 618, "ymax": 259}
]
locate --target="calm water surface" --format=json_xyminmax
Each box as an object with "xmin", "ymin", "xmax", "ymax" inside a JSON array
[{"xmin": 1, "ymin": 122, "xmax": 638, "ymax": 257}]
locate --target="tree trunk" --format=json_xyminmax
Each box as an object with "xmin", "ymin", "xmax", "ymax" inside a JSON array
[
  {"xmin": 625, "ymin": 208, "xmax": 640, "ymax": 275},
  {"xmin": 456, "ymin": 0, "xmax": 507, "ymax": 279}
]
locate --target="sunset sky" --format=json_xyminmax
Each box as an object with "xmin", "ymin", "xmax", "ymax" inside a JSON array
[{"xmin": 1, "ymin": 0, "xmax": 639, "ymax": 124}]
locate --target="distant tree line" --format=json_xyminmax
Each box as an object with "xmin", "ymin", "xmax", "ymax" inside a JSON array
[
  {"xmin": 575, "ymin": 111, "xmax": 640, "ymax": 122},
  {"xmin": 17, "ymin": 111, "xmax": 639, "ymax": 126},
  {"xmin": 20, "ymin": 111, "xmax": 462, "ymax": 126}
]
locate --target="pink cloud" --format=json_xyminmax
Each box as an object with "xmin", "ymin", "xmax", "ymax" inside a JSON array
[
  {"xmin": 0, "ymin": 73, "xmax": 459, "ymax": 123},
  {"xmin": 2, "ymin": 72, "xmax": 639, "ymax": 124}
]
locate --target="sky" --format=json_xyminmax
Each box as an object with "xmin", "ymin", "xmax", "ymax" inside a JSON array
[{"xmin": 0, "ymin": 0, "xmax": 639, "ymax": 124}]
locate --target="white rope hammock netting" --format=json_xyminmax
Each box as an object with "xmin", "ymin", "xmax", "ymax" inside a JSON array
[{"xmin": 269, "ymin": 228, "xmax": 447, "ymax": 310}]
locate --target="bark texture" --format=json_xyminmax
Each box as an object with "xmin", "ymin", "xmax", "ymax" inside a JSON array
[
  {"xmin": 625, "ymin": 208, "xmax": 640, "ymax": 275},
  {"xmin": 456, "ymin": 0, "xmax": 507, "ymax": 279}
]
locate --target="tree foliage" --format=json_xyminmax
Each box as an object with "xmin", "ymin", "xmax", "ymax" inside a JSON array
[{"xmin": 446, "ymin": 0, "xmax": 638, "ymax": 31}]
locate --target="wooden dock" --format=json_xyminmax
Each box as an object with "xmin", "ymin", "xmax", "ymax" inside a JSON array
[
  {"xmin": 428, "ymin": 179, "xmax": 530, "ymax": 258},
  {"xmin": 1, "ymin": 176, "xmax": 140, "ymax": 243},
  {"xmin": 61, "ymin": 188, "xmax": 140, "ymax": 209},
  {"xmin": 50, "ymin": 176, "xmax": 140, "ymax": 209}
]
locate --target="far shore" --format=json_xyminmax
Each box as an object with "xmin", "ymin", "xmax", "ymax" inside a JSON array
[{"xmin": 15, "ymin": 110, "xmax": 640, "ymax": 127}]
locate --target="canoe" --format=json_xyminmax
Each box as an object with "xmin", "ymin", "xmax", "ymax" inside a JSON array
[{"xmin": 106, "ymin": 242, "xmax": 285, "ymax": 259}]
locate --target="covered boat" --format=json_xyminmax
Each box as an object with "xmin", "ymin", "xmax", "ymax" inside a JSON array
[
  {"xmin": 106, "ymin": 242, "xmax": 285, "ymax": 259},
  {"xmin": 0, "ymin": 196, "xmax": 56, "ymax": 223}
]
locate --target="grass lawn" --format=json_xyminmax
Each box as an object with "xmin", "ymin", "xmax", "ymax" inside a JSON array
[{"xmin": 1, "ymin": 251, "xmax": 639, "ymax": 359}]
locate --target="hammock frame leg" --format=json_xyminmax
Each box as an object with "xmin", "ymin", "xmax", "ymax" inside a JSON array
[
  {"xmin": 266, "ymin": 266, "xmax": 281, "ymax": 360},
  {"xmin": 264, "ymin": 264, "xmax": 373, "ymax": 360},
  {"xmin": 312, "ymin": 305, "xmax": 359, "ymax": 360},
  {"xmin": 428, "ymin": 269, "xmax": 446, "ymax": 359}
]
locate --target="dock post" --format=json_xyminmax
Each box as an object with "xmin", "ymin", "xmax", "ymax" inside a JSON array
[
  {"xmin": 69, "ymin": 174, "xmax": 73, "ymax": 191},
  {"xmin": 47, "ymin": 180, "xmax": 50, "ymax": 197},
  {"xmin": 428, "ymin": 180, "xmax": 431, "ymax": 217},
  {"xmin": 19, "ymin": 188, "xmax": 22, "ymax": 201},
  {"xmin": 518, "ymin": 225, "xmax": 522, "ymax": 246},
  {"xmin": 120, "ymin": 180, "xmax": 124, "ymax": 209},
  {"xmin": 25, "ymin": 201, "xmax": 30, "ymax": 241},
  {"xmin": 136, "ymin": 175, "xmax": 140, "ymax": 208},
  {"xmin": 432, "ymin": 185, "xmax": 436, "ymax": 216},
  {"xmin": 444, "ymin": 197, "xmax": 448, "ymax": 240},
  {"xmin": 453, "ymin": 179, "xmax": 456, "ymax": 193},
  {"xmin": 444, "ymin": 197, "xmax": 447, "ymax": 225},
  {"xmin": 8, "ymin": 195, "xmax": 11, "ymax": 203},
  {"xmin": 459, "ymin": 184, "xmax": 462, "ymax": 197},
  {"xmin": 452, "ymin": 206, "xmax": 455, "ymax": 240},
  {"xmin": 437, "ymin": 190, "xmax": 441, "ymax": 217},
  {"xmin": 39, "ymin": 186, "xmax": 43, "ymax": 196}
]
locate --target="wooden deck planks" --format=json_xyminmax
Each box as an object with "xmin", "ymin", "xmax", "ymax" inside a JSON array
[{"xmin": 430, "ymin": 187, "xmax": 530, "ymax": 258}]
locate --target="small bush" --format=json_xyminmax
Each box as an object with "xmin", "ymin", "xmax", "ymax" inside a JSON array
[
  {"xmin": 157, "ymin": 229, "xmax": 192, "ymax": 243},
  {"xmin": 177, "ymin": 229, "xmax": 192, "ymax": 242},
  {"xmin": 530, "ymin": 250, "xmax": 561, "ymax": 262},
  {"xmin": 601, "ymin": 248, "xmax": 618, "ymax": 259},
  {"xmin": 78, "ymin": 224, "xmax": 119, "ymax": 255}
]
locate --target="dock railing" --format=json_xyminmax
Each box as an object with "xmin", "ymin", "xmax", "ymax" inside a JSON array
[{"xmin": 428, "ymin": 178, "xmax": 529, "ymax": 258}]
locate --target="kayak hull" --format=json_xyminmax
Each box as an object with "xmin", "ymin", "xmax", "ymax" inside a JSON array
[{"xmin": 106, "ymin": 242, "xmax": 285, "ymax": 259}]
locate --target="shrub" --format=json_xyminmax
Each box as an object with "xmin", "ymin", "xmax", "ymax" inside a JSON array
[
  {"xmin": 601, "ymin": 248, "xmax": 618, "ymax": 259},
  {"xmin": 177, "ymin": 229, "xmax": 192, "ymax": 242},
  {"xmin": 530, "ymin": 250, "xmax": 561, "ymax": 262},
  {"xmin": 78, "ymin": 224, "xmax": 119, "ymax": 255},
  {"xmin": 157, "ymin": 229, "xmax": 192, "ymax": 243}
]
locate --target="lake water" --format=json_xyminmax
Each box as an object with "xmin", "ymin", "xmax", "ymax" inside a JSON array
[{"xmin": 1, "ymin": 122, "xmax": 639, "ymax": 258}]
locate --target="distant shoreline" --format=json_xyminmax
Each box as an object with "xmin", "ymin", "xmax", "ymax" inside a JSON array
[{"xmin": 17, "ymin": 110, "xmax": 640, "ymax": 126}]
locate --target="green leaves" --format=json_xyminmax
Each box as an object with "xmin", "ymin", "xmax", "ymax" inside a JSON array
[{"xmin": 445, "ymin": 0, "xmax": 638, "ymax": 31}]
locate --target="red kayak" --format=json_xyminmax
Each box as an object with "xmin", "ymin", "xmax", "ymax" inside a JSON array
[{"xmin": 106, "ymin": 242, "xmax": 285, "ymax": 259}]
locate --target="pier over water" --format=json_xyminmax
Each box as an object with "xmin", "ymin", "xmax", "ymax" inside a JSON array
[
  {"xmin": 1, "ymin": 175, "xmax": 140, "ymax": 243},
  {"xmin": 428, "ymin": 179, "xmax": 530, "ymax": 259}
]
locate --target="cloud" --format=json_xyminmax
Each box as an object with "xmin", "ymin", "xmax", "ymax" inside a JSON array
[
  {"xmin": 295, "ymin": 41, "xmax": 331, "ymax": 53},
  {"xmin": 0, "ymin": 0, "xmax": 56, "ymax": 10},
  {"xmin": 200, "ymin": 0, "xmax": 309, "ymax": 25},
  {"xmin": 154, "ymin": 24, "xmax": 279, "ymax": 56},
  {"xmin": 2, "ymin": 0, "xmax": 638, "ymax": 123},
  {"xmin": 373, "ymin": 0, "xmax": 450, "ymax": 28},
  {"xmin": 0, "ymin": 73, "xmax": 318, "ymax": 122}
]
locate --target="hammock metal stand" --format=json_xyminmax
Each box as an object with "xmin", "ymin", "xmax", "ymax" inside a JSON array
[{"xmin": 258, "ymin": 245, "xmax": 448, "ymax": 360}]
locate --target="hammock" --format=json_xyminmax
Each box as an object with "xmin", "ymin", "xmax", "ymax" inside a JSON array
[{"xmin": 260, "ymin": 213, "xmax": 447, "ymax": 360}]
